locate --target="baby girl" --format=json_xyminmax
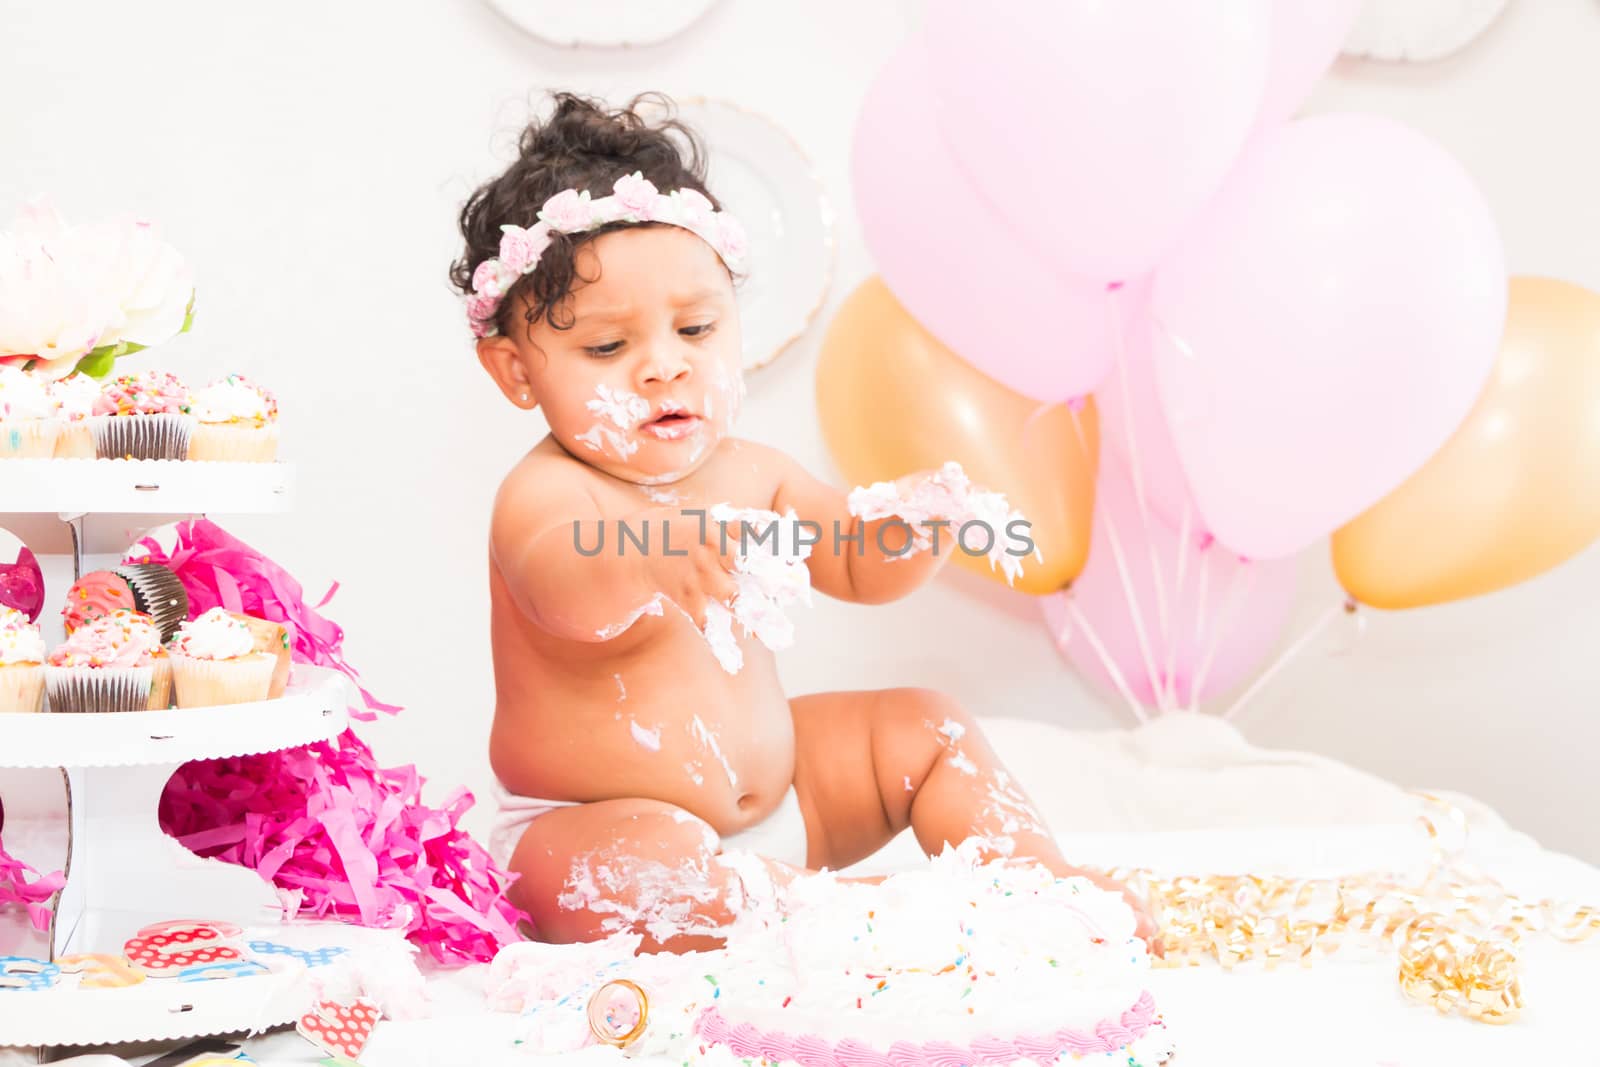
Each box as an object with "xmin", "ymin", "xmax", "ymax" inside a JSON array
[{"xmin": 453, "ymin": 93, "xmax": 1156, "ymax": 952}]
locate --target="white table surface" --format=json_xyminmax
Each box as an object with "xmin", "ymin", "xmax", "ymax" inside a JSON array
[{"xmin": 26, "ymin": 714, "xmax": 1599, "ymax": 1067}]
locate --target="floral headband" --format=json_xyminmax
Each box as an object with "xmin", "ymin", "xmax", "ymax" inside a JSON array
[{"xmin": 466, "ymin": 172, "xmax": 748, "ymax": 338}]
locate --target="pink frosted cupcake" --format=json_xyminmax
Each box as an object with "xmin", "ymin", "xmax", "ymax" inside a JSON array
[
  {"xmin": 49, "ymin": 372, "xmax": 101, "ymax": 459},
  {"xmin": 45, "ymin": 611, "xmax": 156, "ymax": 713},
  {"xmin": 169, "ymin": 607, "xmax": 275, "ymax": 707},
  {"xmin": 103, "ymin": 609, "xmax": 172, "ymax": 710},
  {"xmin": 188, "ymin": 374, "xmax": 279, "ymax": 462},
  {"xmin": 0, "ymin": 606, "xmax": 46, "ymax": 713},
  {"xmin": 0, "ymin": 366, "xmax": 60, "ymax": 458},
  {"xmin": 91, "ymin": 370, "xmax": 195, "ymax": 460}
]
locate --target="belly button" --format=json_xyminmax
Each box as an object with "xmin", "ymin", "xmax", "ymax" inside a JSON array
[{"xmin": 737, "ymin": 793, "xmax": 758, "ymax": 812}]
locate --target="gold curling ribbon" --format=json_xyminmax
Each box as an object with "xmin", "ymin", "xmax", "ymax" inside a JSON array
[{"xmin": 1092, "ymin": 794, "xmax": 1597, "ymax": 1025}]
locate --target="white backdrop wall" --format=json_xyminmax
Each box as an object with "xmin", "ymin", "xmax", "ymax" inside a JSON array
[{"xmin": 3, "ymin": 1, "xmax": 1597, "ymax": 862}]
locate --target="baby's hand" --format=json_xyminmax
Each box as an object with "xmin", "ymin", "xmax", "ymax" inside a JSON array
[
  {"xmin": 641, "ymin": 508, "xmax": 741, "ymax": 631},
  {"xmin": 1065, "ymin": 866, "xmax": 1164, "ymax": 958}
]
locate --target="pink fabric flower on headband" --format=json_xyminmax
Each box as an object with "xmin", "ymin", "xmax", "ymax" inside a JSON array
[
  {"xmin": 466, "ymin": 174, "xmax": 746, "ymax": 339},
  {"xmin": 497, "ymin": 225, "xmax": 550, "ymax": 276},
  {"xmin": 538, "ymin": 189, "xmax": 596, "ymax": 233},
  {"xmin": 613, "ymin": 172, "xmax": 659, "ymax": 217}
]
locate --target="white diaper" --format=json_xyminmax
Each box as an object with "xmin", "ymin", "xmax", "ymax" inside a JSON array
[{"xmin": 488, "ymin": 782, "xmax": 809, "ymax": 871}]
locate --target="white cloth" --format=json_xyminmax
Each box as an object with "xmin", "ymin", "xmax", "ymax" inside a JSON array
[{"xmin": 488, "ymin": 784, "xmax": 808, "ymax": 871}]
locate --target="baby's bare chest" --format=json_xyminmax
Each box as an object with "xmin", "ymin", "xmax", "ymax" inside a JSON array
[{"xmin": 590, "ymin": 440, "xmax": 784, "ymax": 517}]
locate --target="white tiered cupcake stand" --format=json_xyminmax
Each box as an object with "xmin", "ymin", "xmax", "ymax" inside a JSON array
[{"xmin": 0, "ymin": 459, "xmax": 352, "ymax": 1048}]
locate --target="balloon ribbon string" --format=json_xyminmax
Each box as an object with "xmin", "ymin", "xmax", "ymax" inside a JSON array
[
  {"xmin": 1071, "ymin": 403, "xmax": 1167, "ymax": 713},
  {"xmin": 1221, "ymin": 599, "xmax": 1346, "ymax": 722},
  {"xmin": 1106, "ymin": 287, "xmax": 1176, "ymax": 712},
  {"xmin": 1061, "ymin": 595, "xmax": 1148, "ymax": 724}
]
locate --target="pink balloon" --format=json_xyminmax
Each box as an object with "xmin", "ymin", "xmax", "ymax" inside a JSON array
[
  {"xmin": 922, "ymin": 0, "xmax": 1273, "ymax": 284},
  {"xmin": 1149, "ymin": 114, "xmax": 1507, "ymax": 560},
  {"xmin": 1096, "ymin": 282, "xmax": 1203, "ymax": 536},
  {"xmin": 1042, "ymin": 457, "xmax": 1298, "ymax": 710},
  {"xmin": 1255, "ymin": 0, "xmax": 1361, "ymax": 129},
  {"xmin": 852, "ymin": 37, "xmax": 1114, "ymax": 403}
]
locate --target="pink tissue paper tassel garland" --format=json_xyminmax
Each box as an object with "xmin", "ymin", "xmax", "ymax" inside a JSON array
[
  {"xmin": 0, "ymin": 828, "xmax": 64, "ymax": 932},
  {"xmin": 128, "ymin": 518, "xmax": 526, "ymax": 965}
]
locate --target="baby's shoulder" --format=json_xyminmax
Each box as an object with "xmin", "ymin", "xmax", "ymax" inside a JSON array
[{"xmin": 491, "ymin": 444, "xmax": 600, "ymax": 534}]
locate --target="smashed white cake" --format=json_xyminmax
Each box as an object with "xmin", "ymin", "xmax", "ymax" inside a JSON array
[{"xmin": 488, "ymin": 843, "xmax": 1173, "ymax": 1066}]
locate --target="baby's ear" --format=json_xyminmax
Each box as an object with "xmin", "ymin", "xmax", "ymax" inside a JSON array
[{"xmin": 477, "ymin": 336, "xmax": 539, "ymax": 411}]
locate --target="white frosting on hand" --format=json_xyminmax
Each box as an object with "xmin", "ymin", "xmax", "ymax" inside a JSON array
[
  {"xmin": 700, "ymin": 504, "xmax": 813, "ymax": 674},
  {"xmin": 847, "ymin": 461, "xmax": 1034, "ymax": 585},
  {"xmin": 170, "ymin": 606, "xmax": 255, "ymax": 660}
]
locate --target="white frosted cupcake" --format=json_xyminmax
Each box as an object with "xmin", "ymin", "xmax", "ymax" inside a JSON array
[
  {"xmin": 188, "ymin": 375, "xmax": 278, "ymax": 462},
  {"xmin": 169, "ymin": 607, "xmax": 275, "ymax": 707},
  {"xmin": 0, "ymin": 366, "xmax": 61, "ymax": 458},
  {"xmin": 49, "ymin": 372, "xmax": 101, "ymax": 459},
  {"xmin": 0, "ymin": 606, "xmax": 46, "ymax": 713}
]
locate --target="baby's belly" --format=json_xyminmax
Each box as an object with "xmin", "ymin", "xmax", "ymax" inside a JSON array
[{"xmin": 489, "ymin": 632, "xmax": 797, "ymax": 836}]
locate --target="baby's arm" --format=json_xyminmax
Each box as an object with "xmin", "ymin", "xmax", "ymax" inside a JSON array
[
  {"xmin": 492, "ymin": 463, "xmax": 736, "ymax": 641},
  {"xmin": 762, "ymin": 445, "xmax": 952, "ymax": 605}
]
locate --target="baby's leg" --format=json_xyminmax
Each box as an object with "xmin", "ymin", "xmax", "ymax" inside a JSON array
[
  {"xmin": 505, "ymin": 797, "xmax": 800, "ymax": 954},
  {"xmin": 791, "ymin": 687, "xmax": 1159, "ymax": 946},
  {"xmin": 790, "ymin": 687, "xmax": 1059, "ymax": 868}
]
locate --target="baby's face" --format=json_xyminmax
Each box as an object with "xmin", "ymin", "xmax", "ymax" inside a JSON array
[{"xmin": 494, "ymin": 225, "xmax": 744, "ymax": 485}]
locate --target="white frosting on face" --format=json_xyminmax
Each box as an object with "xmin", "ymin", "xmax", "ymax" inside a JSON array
[
  {"xmin": 847, "ymin": 461, "xmax": 1035, "ymax": 585},
  {"xmin": 575, "ymin": 384, "xmax": 650, "ymax": 461},
  {"xmin": 699, "ymin": 504, "xmax": 813, "ymax": 674},
  {"xmin": 170, "ymin": 606, "xmax": 255, "ymax": 660},
  {"xmin": 48, "ymin": 373, "xmax": 100, "ymax": 421},
  {"xmin": 0, "ymin": 366, "xmax": 53, "ymax": 420},
  {"xmin": 0, "ymin": 606, "xmax": 45, "ymax": 664}
]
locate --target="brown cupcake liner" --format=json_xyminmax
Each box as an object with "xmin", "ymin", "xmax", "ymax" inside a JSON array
[
  {"xmin": 91, "ymin": 413, "xmax": 195, "ymax": 461},
  {"xmin": 45, "ymin": 665, "xmax": 153, "ymax": 714}
]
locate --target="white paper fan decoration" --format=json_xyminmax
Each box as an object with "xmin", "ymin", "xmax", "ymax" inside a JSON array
[{"xmin": 1342, "ymin": 0, "xmax": 1511, "ymax": 61}]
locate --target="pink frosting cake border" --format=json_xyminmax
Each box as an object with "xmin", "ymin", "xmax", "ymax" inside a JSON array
[{"xmin": 694, "ymin": 989, "xmax": 1159, "ymax": 1066}]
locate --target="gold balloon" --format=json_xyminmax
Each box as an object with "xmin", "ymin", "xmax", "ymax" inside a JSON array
[
  {"xmin": 815, "ymin": 276, "xmax": 1098, "ymax": 595},
  {"xmin": 1333, "ymin": 276, "xmax": 1600, "ymax": 609}
]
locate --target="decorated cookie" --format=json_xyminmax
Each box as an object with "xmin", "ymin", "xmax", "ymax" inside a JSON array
[
  {"xmin": 0, "ymin": 956, "xmax": 61, "ymax": 991},
  {"xmin": 297, "ymin": 997, "xmax": 381, "ymax": 1060},
  {"xmin": 124, "ymin": 919, "xmax": 246, "ymax": 976},
  {"xmin": 178, "ymin": 959, "xmax": 270, "ymax": 982},
  {"xmin": 56, "ymin": 952, "xmax": 146, "ymax": 989},
  {"xmin": 249, "ymin": 940, "xmax": 349, "ymax": 968}
]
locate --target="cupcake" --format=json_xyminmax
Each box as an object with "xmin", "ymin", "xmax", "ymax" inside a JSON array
[
  {"xmin": 105, "ymin": 610, "xmax": 172, "ymax": 710},
  {"xmin": 45, "ymin": 612, "xmax": 155, "ymax": 713},
  {"xmin": 188, "ymin": 375, "xmax": 278, "ymax": 463},
  {"xmin": 91, "ymin": 370, "xmax": 194, "ymax": 460},
  {"xmin": 230, "ymin": 612, "xmax": 292, "ymax": 698},
  {"xmin": 49, "ymin": 372, "xmax": 101, "ymax": 459},
  {"xmin": 0, "ymin": 366, "xmax": 61, "ymax": 458},
  {"xmin": 0, "ymin": 606, "xmax": 46, "ymax": 713},
  {"xmin": 62, "ymin": 564, "xmax": 189, "ymax": 643},
  {"xmin": 168, "ymin": 607, "xmax": 275, "ymax": 707}
]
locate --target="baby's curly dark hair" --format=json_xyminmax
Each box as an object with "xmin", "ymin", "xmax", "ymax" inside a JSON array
[{"xmin": 451, "ymin": 92, "xmax": 722, "ymax": 339}]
